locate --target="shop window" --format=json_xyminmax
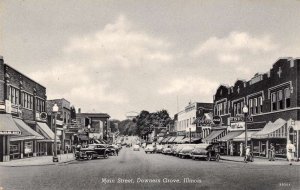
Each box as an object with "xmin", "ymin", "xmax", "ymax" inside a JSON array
[
  {"xmin": 278, "ymin": 90, "xmax": 283, "ymax": 110},
  {"xmin": 24, "ymin": 141, "xmax": 33, "ymax": 155},
  {"xmin": 271, "ymin": 92, "xmax": 277, "ymax": 111},
  {"xmin": 285, "ymin": 88, "xmax": 291, "ymax": 108}
]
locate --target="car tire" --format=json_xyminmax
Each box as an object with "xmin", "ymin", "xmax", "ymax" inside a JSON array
[
  {"xmin": 104, "ymin": 153, "xmax": 108, "ymax": 159},
  {"xmin": 87, "ymin": 154, "xmax": 93, "ymax": 160},
  {"xmin": 206, "ymin": 153, "xmax": 211, "ymax": 161}
]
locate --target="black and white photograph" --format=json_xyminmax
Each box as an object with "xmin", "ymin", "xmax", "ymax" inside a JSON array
[{"xmin": 0, "ymin": 1, "xmax": 300, "ymax": 190}]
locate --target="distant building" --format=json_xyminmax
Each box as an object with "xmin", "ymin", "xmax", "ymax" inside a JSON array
[
  {"xmin": 46, "ymin": 98, "xmax": 73, "ymax": 153},
  {"xmin": 175, "ymin": 102, "xmax": 213, "ymax": 143},
  {"xmin": 125, "ymin": 111, "xmax": 138, "ymax": 120},
  {"xmin": 76, "ymin": 110, "xmax": 110, "ymax": 143}
]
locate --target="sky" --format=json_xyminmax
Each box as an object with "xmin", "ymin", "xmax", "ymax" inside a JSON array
[{"xmin": 1, "ymin": 0, "xmax": 300, "ymax": 120}]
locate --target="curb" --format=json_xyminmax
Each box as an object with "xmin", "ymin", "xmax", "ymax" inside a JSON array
[
  {"xmin": 0, "ymin": 158, "xmax": 76, "ymax": 168},
  {"xmin": 220, "ymin": 158, "xmax": 244, "ymax": 163}
]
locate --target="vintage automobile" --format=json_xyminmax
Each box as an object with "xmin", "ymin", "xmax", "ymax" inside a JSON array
[
  {"xmin": 190, "ymin": 144, "xmax": 220, "ymax": 161},
  {"xmin": 107, "ymin": 145, "xmax": 119, "ymax": 156},
  {"xmin": 178, "ymin": 144, "xmax": 196, "ymax": 159},
  {"xmin": 133, "ymin": 144, "xmax": 140, "ymax": 151},
  {"xmin": 145, "ymin": 144, "xmax": 156, "ymax": 154},
  {"xmin": 155, "ymin": 145, "xmax": 164, "ymax": 153},
  {"xmin": 162, "ymin": 146, "xmax": 173, "ymax": 155},
  {"xmin": 174, "ymin": 144, "xmax": 185, "ymax": 157},
  {"xmin": 75, "ymin": 144, "xmax": 109, "ymax": 160}
]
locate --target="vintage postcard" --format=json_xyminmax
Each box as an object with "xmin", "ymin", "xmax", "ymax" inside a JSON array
[{"xmin": 0, "ymin": 1, "xmax": 299, "ymax": 190}]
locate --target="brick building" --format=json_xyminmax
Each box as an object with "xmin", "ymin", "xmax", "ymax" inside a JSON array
[
  {"xmin": 0, "ymin": 56, "xmax": 56, "ymax": 162},
  {"xmin": 213, "ymin": 57, "xmax": 300, "ymax": 159},
  {"xmin": 47, "ymin": 98, "xmax": 74, "ymax": 153}
]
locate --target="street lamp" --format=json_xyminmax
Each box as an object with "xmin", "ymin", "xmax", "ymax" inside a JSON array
[
  {"xmin": 242, "ymin": 105, "xmax": 249, "ymax": 156},
  {"xmin": 52, "ymin": 104, "xmax": 59, "ymax": 162},
  {"xmin": 189, "ymin": 128, "xmax": 191, "ymax": 144}
]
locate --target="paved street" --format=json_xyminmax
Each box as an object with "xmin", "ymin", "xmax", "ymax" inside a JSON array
[{"xmin": 0, "ymin": 147, "xmax": 299, "ymax": 190}]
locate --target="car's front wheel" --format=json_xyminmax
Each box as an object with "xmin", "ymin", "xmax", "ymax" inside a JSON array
[
  {"xmin": 104, "ymin": 153, "xmax": 108, "ymax": 159},
  {"xmin": 87, "ymin": 154, "xmax": 93, "ymax": 160}
]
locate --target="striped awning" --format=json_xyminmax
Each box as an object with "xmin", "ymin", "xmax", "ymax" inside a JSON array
[
  {"xmin": 218, "ymin": 131, "xmax": 244, "ymax": 142},
  {"xmin": 10, "ymin": 119, "xmax": 44, "ymax": 141},
  {"xmin": 252, "ymin": 118, "xmax": 287, "ymax": 139},
  {"xmin": 203, "ymin": 130, "xmax": 226, "ymax": 143},
  {"xmin": 233, "ymin": 131, "xmax": 258, "ymax": 141}
]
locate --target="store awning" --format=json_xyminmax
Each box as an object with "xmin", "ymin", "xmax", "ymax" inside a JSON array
[
  {"xmin": 252, "ymin": 118, "xmax": 287, "ymax": 139},
  {"xmin": 36, "ymin": 122, "xmax": 60, "ymax": 142},
  {"xmin": 0, "ymin": 114, "xmax": 21, "ymax": 135},
  {"xmin": 162, "ymin": 137, "xmax": 172, "ymax": 143},
  {"xmin": 173, "ymin": 136, "xmax": 185, "ymax": 143},
  {"xmin": 233, "ymin": 131, "xmax": 258, "ymax": 141},
  {"xmin": 191, "ymin": 137, "xmax": 202, "ymax": 143},
  {"xmin": 180, "ymin": 137, "xmax": 191, "ymax": 143},
  {"xmin": 203, "ymin": 130, "xmax": 225, "ymax": 143},
  {"xmin": 167, "ymin": 137, "xmax": 176, "ymax": 143},
  {"xmin": 10, "ymin": 119, "xmax": 44, "ymax": 141},
  {"xmin": 157, "ymin": 137, "xmax": 164, "ymax": 143},
  {"xmin": 218, "ymin": 131, "xmax": 244, "ymax": 142}
]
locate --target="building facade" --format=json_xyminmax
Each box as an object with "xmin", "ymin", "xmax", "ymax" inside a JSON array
[
  {"xmin": 213, "ymin": 57, "xmax": 300, "ymax": 159},
  {"xmin": 175, "ymin": 102, "xmax": 213, "ymax": 142},
  {"xmin": 0, "ymin": 56, "xmax": 55, "ymax": 162},
  {"xmin": 47, "ymin": 98, "xmax": 73, "ymax": 153},
  {"xmin": 76, "ymin": 110, "xmax": 110, "ymax": 144}
]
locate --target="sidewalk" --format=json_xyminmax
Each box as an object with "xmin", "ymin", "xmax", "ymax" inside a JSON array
[
  {"xmin": 221, "ymin": 155, "xmax": 300, "ymax": 165},
  {"xmin": 0, "ymin": 153, "xmax": 75, "ymax": 167}
]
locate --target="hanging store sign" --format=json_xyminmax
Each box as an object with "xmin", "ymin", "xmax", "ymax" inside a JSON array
[
  {"xmin": 229, "ymin": 122, "xmax": 245, "ymax": 131},
  {"xmin": 213, "ymin": 116, "xmax": 222, "ymax": 125}
]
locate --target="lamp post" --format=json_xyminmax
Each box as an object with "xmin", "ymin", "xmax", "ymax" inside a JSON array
[
  {"xmin": 52, "ymin": 104, "xmax": 59, "ymax": 162},
  {"xmin": 242, "ymin": 105, "xmax": 249, "ymax": 156},
  {"xmin": 189, "ymin": 128, "xmax": 191, "ymax": 144}
]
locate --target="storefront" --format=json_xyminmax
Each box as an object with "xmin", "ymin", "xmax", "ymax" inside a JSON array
[
  {"xmin": 36, "ymin": 122, "xmax": 60, "ymax": 155},
  {"xmin": 252, "ymin": 118, "xmax": 288, "ymax": 158},
  {"xmin": 218, "ymin": 131, "xmax": 244, "ymax": 155},
  {"xmin": 0, "ymin": 114, "xmax": 22, "ymax": 162}
]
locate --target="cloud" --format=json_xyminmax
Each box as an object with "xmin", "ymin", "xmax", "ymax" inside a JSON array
[
  {"xmin": 158, "ymin": 76, "xmax": 218, "ymax": 96},
  {"xmin": 29, "ymin": 15, "xmax": 174, "ymax": 118},
  {"xmin": 63, "ymin": 15, "xmax": 173, "ymax": 68}
]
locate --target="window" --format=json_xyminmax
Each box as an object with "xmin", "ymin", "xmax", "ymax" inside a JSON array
[
  {"xmin": 9, "ymin": 87, "xmax": 20, "ymax": 105},
  {"xmin": 237, "ymin": 103, "xmax": 240, "ymax": 115},
  {"xmin": 285, "ymin": 88, "xmax": 291, "ymax": 108},
  {"xmin": 254, "ymin": 98, "xmax": 258, "ymax": 114},
  {"xmin": 278, "ymin": 90, "xmax": 283, "ymax": 110},
  {"xmin": 249, "ymin": 99, "xmax": 253, "ymax": 115},
  {"xmin": 258, "ymin": 96, "xmax": 263, "ymax": 113},
  {"xmin": 234, "ymin": 104, "xmax": 237, "ymax": 116},
  {"xmin": 271, "ymin": 92, "xmax": 277, "ymax": 111}
]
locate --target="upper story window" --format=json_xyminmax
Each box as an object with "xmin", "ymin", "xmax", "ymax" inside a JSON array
[
  {"xmin": 271, "ymin": 92, "xmax": 277, "ymax": 111},
  {"xmin": 278, "ymin": 90, "xmax": 283, "ymax": 110},
  {"xmin": 285, "ymin": 88, "xmax": 291, "ymax": 108},
  {"xmin": 36, "ymin": 98, "xmax": 45, "ymax": 112},
  {"xmin": 215, "ymin": 101, "xmax": 226, "ymax": 116},
  {"xmin": 9, "ymin": 86, "xmax": 20, "ymax": 105},
  {"xmin": 22, "ymin": 92, "xmax": 33, "ymax": 110},
  {"xmin": 258, "ymin": 96, "xmax": 263, "ymax": 113}
]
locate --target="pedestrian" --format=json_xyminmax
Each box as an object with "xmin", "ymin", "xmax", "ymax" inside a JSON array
[
  {"xmin": 229, "ymin": 142, "xmax": 233, "ymax": 156},
  {"xmin": 240, "ymin": 143, "xmax": 243, "ymax": 157},
  {"xmin": 286, "ymin": 140, "xmax": 295, "ymax": 165},
  {"xmin": 116, "ymin": 148, "xmax": 119, "ymax": 156},
  {"xmin": 269, "ymin": 143, "xmax": 275, "ymax": 161}
]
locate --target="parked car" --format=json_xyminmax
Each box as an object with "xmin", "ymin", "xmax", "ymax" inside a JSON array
[
  {"xmin": 174, "ymin": 144, "xmax": 185, "ymax": 157},
  {"xmin": 178, "ymin": 144, "xmax": 196, "ymax": 159},
  {"xmin": 133, "ymin": 144, "xmax": 140, "ymax": 151},
  {"xmin": 156, "ymin": 145, "xmax": 164, "ymax": 153},
  {"xmin": 107, "ymin": 145, "xmax": 119, "ymax": 156},
  {"xmin": 190, "ymin": 144, "xmax": 220, "ymax": 161},
  {"xmin": 162, "ymin": 145, "xmax": 172, "ymax": 155},
  {"xmin": 145, "ymin": 144, "xmax": 155, "ymax": 154},
  {"xmin": 75, "ymin": 144, "xmax": 109, "ymax": 160},
  {"xmin": 141, "ymin": 143, "xmax": 147, "ymax": 148}
]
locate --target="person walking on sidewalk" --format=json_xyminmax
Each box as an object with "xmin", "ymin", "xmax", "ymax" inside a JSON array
[
  {"xmin": 286, "ymin": 140, "xmax": 295, "ymax": 165},
  {"xmin": 269, "ymin": 143, "xmax": 275, "ymax": 161},
  {"xmin": 240, "ymin": 143, "xmax": 243, "ymax": 157}
]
